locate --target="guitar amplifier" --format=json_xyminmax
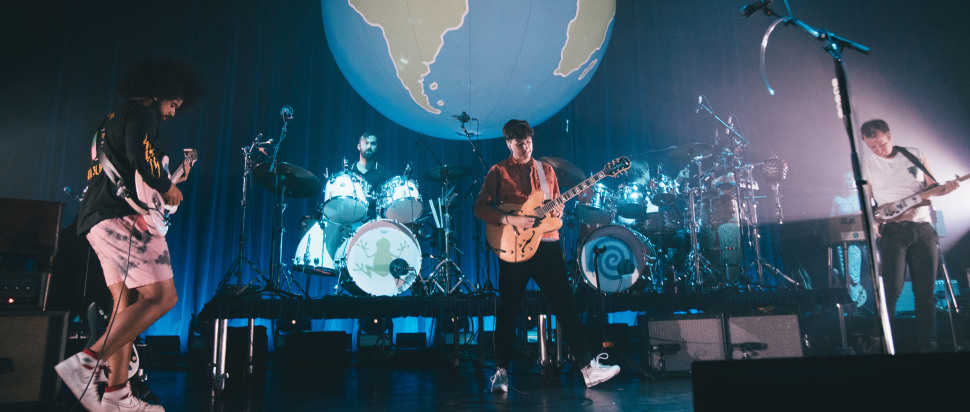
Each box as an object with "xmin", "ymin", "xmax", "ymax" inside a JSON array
[
  {"xmin": 0, "ymin": 271, "xmax": 51, "ymax": 310},
  {"xmin": 827, "ymin": 214, "xmax": 865, "ymax": 244}
]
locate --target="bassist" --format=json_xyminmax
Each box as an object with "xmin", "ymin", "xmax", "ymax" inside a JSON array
[
  {"xmin": 473, "ymin": 119, "xmax": 620, "ymax": 392},
  {"xmin": 861, "ymin": 118, "xmax": 960, "ymax": 353}
]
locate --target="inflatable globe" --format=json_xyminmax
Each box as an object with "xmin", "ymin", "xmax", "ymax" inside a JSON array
[{"xmin": 321, "ymin": 0, "xmax": 615, "ymax": 140}]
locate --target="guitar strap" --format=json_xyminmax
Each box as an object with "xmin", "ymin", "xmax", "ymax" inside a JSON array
[
  {"xmin": 533, "ymin": 159, "xmax": 551, "ymax": 200},
  {"xmin": 895, "ymin": 146, "xmax": 937, "ymax": 184},
  {"xmin": 92, "ymin": 117, "xmax": 149, "ymax": 213}
]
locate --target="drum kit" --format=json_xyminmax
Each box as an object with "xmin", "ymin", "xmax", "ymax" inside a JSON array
[
  {"xmin": 567, "ymin": 139, "xmax": 797, "ymax": 295},
  {"xmin": 282, "ymin": 161, "xmax": 477, "ymax": 298}
]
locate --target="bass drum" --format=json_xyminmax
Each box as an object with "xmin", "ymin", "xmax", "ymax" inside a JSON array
[
  {"xmin": 336, "ymin": 219, "xmax": 422, "ymax": 296},
  {"xmin": 578, "ymin": 225, "xmax": 656, "ymax": 293},
  {"xmin": 292, "ymin": 216, "xmax": 357, "ymax": 276}
]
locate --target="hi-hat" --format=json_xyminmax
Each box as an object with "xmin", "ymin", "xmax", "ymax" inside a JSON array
[
  {"xmin": 420, "ymin": 165, "xmax": 472, "ymax": 182},
  {"xmin": 538, "ymin": 156, "xmax": 586, "ymax": 189},
  {"xmin": 668, "ymin": 143, "xmax": 714, "ymax": 160},
  {"xmin": 253, "ymin": 162, "xmax": 322, "ymax": 198}
]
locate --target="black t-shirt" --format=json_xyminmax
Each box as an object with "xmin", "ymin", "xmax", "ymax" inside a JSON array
[
  {"xmin": 77, "ymin": 101, "xmax": 172, "ymax": 235},
  {"xmin": 350, "ymin": 161, "xmax": 393, "ymax": 219}
]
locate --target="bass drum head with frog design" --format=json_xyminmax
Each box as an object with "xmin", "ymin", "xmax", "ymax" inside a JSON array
[{"xmin": 335, "ymin": 219, "xmax": 421, "ymax": 296}]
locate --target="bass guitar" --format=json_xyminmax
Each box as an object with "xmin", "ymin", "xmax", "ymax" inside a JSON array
[
  {"xmin": 129, "ymin": 148, "xmax": 197, "ymax": 236},
  {"xmin": 486, "ymin": 157, "xmax": 630, "ymax": 263},
  {"xmin": 874, "ymin": 173, "xmax": 969, "ymax": 222}
]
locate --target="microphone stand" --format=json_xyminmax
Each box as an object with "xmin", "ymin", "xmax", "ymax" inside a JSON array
[
  {"xmin": 217, "ymin": 134, "xmax": 265, "ymax": 295},
  {"xmin": 457, "ymin": 119, "xmax": 495, "ymax": 294},
  {"xmin": 751, "ymin": 7, "xmax": 892, "ymax": 353}
]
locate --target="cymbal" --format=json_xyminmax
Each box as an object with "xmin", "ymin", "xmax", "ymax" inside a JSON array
[
  {"xmin": 538, "ymin": 156, "xmax": 586, "ymax": 189},
  {"xmin": 420, "ymin": 165, "xmax": 472, "ymax": 182},
  {"xmin": 668, "ymin": 143, "xmax": 714, "ymax": 160},
  {"xmin": 253, "ymin": 162, "xmax": 322, "ymax": 198}
]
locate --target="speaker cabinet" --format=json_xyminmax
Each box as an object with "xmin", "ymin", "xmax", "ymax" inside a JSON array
[
  {"xmin": 0, "ymin": 311, "xmax": 68, "ymax": 405},
  {"xmin": 645, "ymin": 314, "xmax": 725, "ymax": 373},
  {"xmin": 692, "ymin": 352, "xmax": 970, "ymax": 412},
  {"xmin": 726, "ymin": 314, "xmax": 802, "ymax": 359}
]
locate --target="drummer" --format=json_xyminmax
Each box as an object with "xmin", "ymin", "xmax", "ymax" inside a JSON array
[{"xmin": 349, "ymin": 132, "xmax": 393, "ymax": 219}]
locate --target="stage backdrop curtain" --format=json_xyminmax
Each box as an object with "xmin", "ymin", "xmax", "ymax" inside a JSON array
[{"xmin": 3, "ymin": 0, "xmax": 969, "ymax": 350}]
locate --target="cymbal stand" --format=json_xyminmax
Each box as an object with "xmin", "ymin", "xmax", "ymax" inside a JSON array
[
  {"xmin": 428, "ymin": 174, "xmax": 475, "ymax": 295},
  {"xmin": 217, "ymin": 135, "xmax": 266, "ymax": 294},
  {"xmin": 251, "ymin": 112, "xmax": 306, "ymax": 298}
]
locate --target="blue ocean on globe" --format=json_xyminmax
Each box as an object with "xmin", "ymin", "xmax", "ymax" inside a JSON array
[{"xmin": 322, "ymin": 0, "xmax": 615, "ymax": 140}]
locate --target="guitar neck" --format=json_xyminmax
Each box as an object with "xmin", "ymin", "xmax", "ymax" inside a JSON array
[
  {"xmin": 535, "ymin": 171, "xmax": 608, "ymax": 216},
  {"xmin": 924, "ymin": 172, "xmax": 970, "ymax": 198}
]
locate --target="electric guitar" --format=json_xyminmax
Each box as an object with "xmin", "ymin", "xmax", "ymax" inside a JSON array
[
  {"xmin": 874, "ymin": 173, "xmax": 969, "ymax": 222},
  {"xmin": 129, "ymin": 148, "xmax": 197, "ymax": 236},
  {"xmin": 486, "ymin": 157, "xmax": 630, "ymax": 263}
]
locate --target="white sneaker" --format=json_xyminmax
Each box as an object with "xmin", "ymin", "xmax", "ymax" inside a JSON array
[
  {"xmin": 55, "ymin": 352, "xmax": 103, "ymax": 411},
  {"xmin": 490, "ymin": 368, "xmax": 509, "ymax": 393},
  {"xmin": 101, "ymin": 383, "xmax": 164, "ymax": 412},
  {"xmin": 582, "ymin": 353, "xmax": 620, "ymax": 388}
]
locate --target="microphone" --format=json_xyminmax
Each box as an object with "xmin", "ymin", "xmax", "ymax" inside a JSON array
[
  {"xmin": 404, "ymin": 163, "xmax": 412, "ymax": 178},
  {"xmin": 389, "ymin": 258, "xmax": 410, "ymax": 279},
  {"xmin": 739, "ymin": 0, "xmax": 772, "ymax": 18},
  {"xmin": 280, "ymin": 105, "xmax": 294, "ymax": 120},
  {"xmin": 451, "ymin": 112, "xmax": 471, "ymax": 123},
  {"xmin": 343, "ymin": 157, "xmax": 349, "ymax": 170},
  {"xmin": 695, "ymin": 95, "xmax": 703, "ymax": 114}
]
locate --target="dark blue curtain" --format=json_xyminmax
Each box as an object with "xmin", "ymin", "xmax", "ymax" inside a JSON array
[{"xmin": 3, "ymin": 0, "xmax": 969, "ymax": 349}]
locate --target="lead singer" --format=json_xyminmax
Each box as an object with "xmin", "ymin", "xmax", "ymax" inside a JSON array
[{"xmin": 474, "ymin": 119, "xmax": 620, "ymax": 392}]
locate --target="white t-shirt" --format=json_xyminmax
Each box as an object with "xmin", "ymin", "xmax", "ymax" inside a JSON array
[{"xmin": 862, "ymin": 146, "xmax": 932, "ymax": 223}]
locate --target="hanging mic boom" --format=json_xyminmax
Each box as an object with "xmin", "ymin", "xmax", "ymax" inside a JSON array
[
  {"xmin": 280, "ymin": 105, "xmax": 294, "ymax": 120},
  {"xmin": 695, "ymin": 95, "xmax": 703, "ymax": 114},
  {"xmin": 739, "ymin": 0, "xmax": 772, "ymax": 18}
]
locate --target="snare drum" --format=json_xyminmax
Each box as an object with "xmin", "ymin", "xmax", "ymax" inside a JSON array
[
  {"xmin": 335, "ymin": 219, "xmax": 422, "ymax": 296},
  {"xmin": 323, "ymin": 171, "xmax": 371, "ymax": 224},
  {"xmin": 377, "ymin": 176, "xmax": 423, "ymax": 223},
  {"xmin": 574, "ymin": 183, "xmax": 614, "ymax": 226},
  {"xmin": 578, "ymin": 225, "xmax": 656, "ymax": 293},
  {"xmin": 616, "ymin": 184, "xmax": 649, "ymax": 220}
]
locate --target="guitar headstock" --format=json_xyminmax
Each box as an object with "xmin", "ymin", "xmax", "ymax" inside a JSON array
[
  {"xmin": 603, "ymin": 156, "xmax": 631, "ymax": 177},
  {"xmin": 182, "ymin": 148, "xmax": 198, "ymax": 165}
]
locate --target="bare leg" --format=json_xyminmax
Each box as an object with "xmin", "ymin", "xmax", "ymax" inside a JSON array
[{"xmin": 89, "ymin": 278, "xmax": 178, "ymax": 377}]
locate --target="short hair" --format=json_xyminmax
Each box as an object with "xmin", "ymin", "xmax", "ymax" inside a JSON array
[
  {"xmin": 860, "ymin": 119, "xmax": 890, "ymax": 139},
  {"xmin": 117, "ymin": 58, "xmax": 203, "ymax": 107},
  {"xmin": 503, "ymin": 119, "xmax": 533, "ymax": 141},
  {"xmin": 359, "ymin": 132, "xmax": 377, "ymax": 142}
]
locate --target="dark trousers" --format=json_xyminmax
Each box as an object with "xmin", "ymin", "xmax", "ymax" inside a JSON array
[
  {"xmin": 879, "ymin": 221, "xmax": 939, "ymax": 351},
  {"xmin": 494, "ymin": 241, "xmax": 592, "ymax": 369}
]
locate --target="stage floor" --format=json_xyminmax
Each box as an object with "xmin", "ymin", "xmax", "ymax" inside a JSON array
[{"xmin": 39, "ymin": 352, "xmax": 695, "ymax": 412}]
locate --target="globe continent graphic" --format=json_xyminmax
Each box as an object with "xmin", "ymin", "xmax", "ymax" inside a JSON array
[{"xmin": 321, "ymin": 0, "xmax": 615, "ymax": 140}]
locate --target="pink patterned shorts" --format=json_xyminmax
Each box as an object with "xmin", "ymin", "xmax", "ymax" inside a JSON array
[{"xmin": 86, "ymin": 215, "xmax": 174, "ymax": 289}]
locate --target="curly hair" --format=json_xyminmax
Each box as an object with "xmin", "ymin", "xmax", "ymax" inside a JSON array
[{"xmin": 116, "ymin": 58, "xmax": 203, "ymax": 107}]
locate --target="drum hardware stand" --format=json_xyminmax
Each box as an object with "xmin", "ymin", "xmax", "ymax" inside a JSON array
[
  {"xmin": 684, "ymin": 186, "xmax": 717, "ymax": 292},
  {"xmin": 737, "ymin": 162, "xmax": 800, "ymax": 290},
  {"xmin": 427, "ymin": 174, "xmax": 475, "ymax": 295},
  {"xmin": 217, "ymin": 134, "xmax": 268, "ymax": 295}
]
